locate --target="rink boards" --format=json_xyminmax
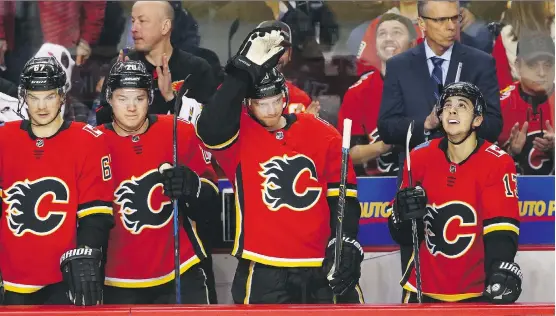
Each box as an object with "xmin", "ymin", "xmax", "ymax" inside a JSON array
[{"xmin": 218, "ymin": 176, "xmax": 555, "ymax": 250}]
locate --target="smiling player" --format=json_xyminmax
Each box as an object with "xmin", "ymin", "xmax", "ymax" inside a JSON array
[{"xmin": 388, "ymin": 82, "xmax": 522, "ymax": 304}]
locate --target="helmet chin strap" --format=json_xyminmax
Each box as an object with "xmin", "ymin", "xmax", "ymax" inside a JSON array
[{"xmin": 447, "ymin": 120, "xmax": 476, "ymax": 145}]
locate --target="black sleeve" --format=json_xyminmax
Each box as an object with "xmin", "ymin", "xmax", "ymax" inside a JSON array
[
  {"xmin": 77, "ymin": 214, "xmax": 115, "ymax": 250},
  {"xmin": 387, "ymin": 204, "xmax": 425, "ymax": 246},
  {"xmin": 475, "ymin": 54, "xmax": 503, "ymax": 143},
  {"xmin": 327, "ymin": 195, "xmax": 361, "ymax": 239},
  {"xmin": 183, "ymin": 180, "xmax": 220, "ymax": 222},
  {"xmin": 484, "ymin": 230, "xmax": 519, "ymax": 276},
  {"xmin": 0, "ymin": 77, "xmax": 18, "ymax": 97},
  {"xmin": 196, "ymin": 69, "xmax": 250, "ymax": 147},
  {"xmin": 377, "ymin": 59, "xmax": 428, "ymax": 147}
]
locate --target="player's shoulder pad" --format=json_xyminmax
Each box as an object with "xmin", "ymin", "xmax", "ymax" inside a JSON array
[
  {"xmin": 500, "ymin": 84, "xmax": 516, "ymax": 101},
  {"xmin": 78, "ymin": 123, "xmax": 105, "ymax": 138},
  {"xmin": 483, "ymin": 142, "xmax": 512, "ymax": 161},
  {"xmin": 413, "ymin": 140, "xmax": 431, "ymax": 151},
  {"xmin": 348, "ymin": 70, "xmax": 375, "ymax": 90}
]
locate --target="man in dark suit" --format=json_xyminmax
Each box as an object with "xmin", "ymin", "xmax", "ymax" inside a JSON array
[
  {"xmin": 378, "ymin": 0, "xmax": 502, "ymax": 156},
  {"xmin": 377, "ymin": 0, "xmax": 502, "ymax": 298}
]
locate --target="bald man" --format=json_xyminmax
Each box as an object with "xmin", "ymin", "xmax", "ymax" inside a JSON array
[
  {"xmin": 96, "ymin": 1, "xmax": 217, "ymax": 125},
  {"xmin": 98, "ymin": 1, "xmax": 219, "ymax": 305}
]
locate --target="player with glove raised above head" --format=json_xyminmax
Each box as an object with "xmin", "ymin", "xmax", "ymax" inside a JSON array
[
  {"xmin": 197, "ymin": 26, "xmax": 364, "ymax": 304},
  {"xmin": 0, "ymin": 56, "xmax": 115, "ymax": 306},
  {"xmin": 98, "ymin": 60, "xmax": 218, "ymax": 304},
  {"xmin": 388, "ymin": 82, "xmax": 522, "ymax": 304}
]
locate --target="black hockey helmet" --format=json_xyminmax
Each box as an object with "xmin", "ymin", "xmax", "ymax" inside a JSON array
[
  {"xmin": 246, "ymin": 68, "xmax": 289, "ymax": 108},
  {"xmin": 106, "ymin": 60, "xmax": 153, "ymax": 104},
  {"xmin": 17, "ymin": 56, "xmax": 67, "ymax": 119},
  {"xmin": 436, "ymin": 82, "xmax": 486, "ymax": 118},
  {"xmin": 20, "ymin": 56, "xmax": 67, "ymax": 92}
]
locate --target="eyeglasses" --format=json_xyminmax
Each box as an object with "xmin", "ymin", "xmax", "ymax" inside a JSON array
[{"xmin": 421, "ymin": 14, "xmax": 463, "ymax": 24}]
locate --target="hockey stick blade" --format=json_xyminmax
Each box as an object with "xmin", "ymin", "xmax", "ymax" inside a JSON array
[
  {"xmin": 228, "ymin": 18, "xmax": 240, "ymax": 60},
  {"xmin": 331, "ymin": 118, "xmax": 352, "ymax": 304}
]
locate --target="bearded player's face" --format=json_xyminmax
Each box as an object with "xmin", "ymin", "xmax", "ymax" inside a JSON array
[
  {"xmin": 440, "ymin": 95, "xmax": 482, "ymax": 141},
  {"xmin": 25, "ymin": 89, "xmax": 63, "ymax": 126},
  {"xmin": 111, "ymin": 88, "xmax": 149, "ymax": 130},
  {"xmin": 249, "ymin": 94, "xmax": 284, "ymax": 129}
]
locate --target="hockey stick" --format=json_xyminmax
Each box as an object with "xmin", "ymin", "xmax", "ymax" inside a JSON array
[
  {"xmin": 228, "ymin": 18, "xmax": 240, "ymax": 60},
  {"xmin": 406, "ymin": 120, "xmax": 423, "ymax": 303},
  {"xmin": 331, "ymin": 118, "xmax": 352, "ymax": 304},
  {"xmin": 172, "ymin": 74, "xmax": 192, "ymax": 304}
]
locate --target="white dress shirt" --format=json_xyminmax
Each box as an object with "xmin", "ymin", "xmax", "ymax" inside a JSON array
[{"xmin": 424, "ymin": 39, "xmax": 453, "ymax": 84}]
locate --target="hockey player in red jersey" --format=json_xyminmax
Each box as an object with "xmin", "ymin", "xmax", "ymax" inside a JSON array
[
  {"xmin": 338, "ymin": 13, "xmax": 417, "ymax": 176},
  {"xmin": 256, "ymin": 20, "xmax": 318, "ymax": 115},
  {"xmin": 98, "ymin": 60, "xmax": 219, "ymax": 304},
  {"xmin": 498, "ymin": 34, "xmax": 554, "ymax": 175},
  {"xmin": 197, "ymin": 27, "xmax": 364, "ymax": 304},
  {"xmin": 0, "ymin": 57, "xmax": 115, "ymax": 306},
  {"xmin": 389, "ymin": 82, "xmax": 522, "ymax": 304}
]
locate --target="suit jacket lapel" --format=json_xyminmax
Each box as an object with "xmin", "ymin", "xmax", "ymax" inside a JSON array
[
  {"xmin": 411, "ymin": 43, "xmax": 437, "ymax": 109},
  {"xmin": 446, "ymin": 41, "xmax": 466, "ymax": 85}
]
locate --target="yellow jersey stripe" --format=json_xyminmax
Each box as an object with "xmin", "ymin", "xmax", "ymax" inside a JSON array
[
  {"xmin": 104, "ymin": 255, "xmax": 200, "ymax": 288},
  {"xmin": 77, "ymin": 206, "xmax": 113, "ymax": 218},
  {"xmin": 484, "ymin": 223, "xmax": 520, "ymax": 235}
]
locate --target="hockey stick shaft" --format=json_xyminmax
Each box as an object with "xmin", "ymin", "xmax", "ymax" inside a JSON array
[
  {"xmin": 333, "ymin": 118, "xmax": 352, "ymax": 304},
  {"xmin": 228, "ymin": 19, "xmax": 240, "ymax": 60},
  {"xmin": 172, "ymin": 75, "xmax": 192, "ymax": 304},
  {"xmin": 406, "ymin": 120, "xmax": 422, "ymax": 303}
]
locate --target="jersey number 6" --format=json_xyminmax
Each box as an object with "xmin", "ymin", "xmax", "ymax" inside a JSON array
[{"xmin": 101, "ymin": 155, "xmax": 112, "ymax": 181}]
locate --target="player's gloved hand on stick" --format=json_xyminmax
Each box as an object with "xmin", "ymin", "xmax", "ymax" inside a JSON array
[
  {"xmin": 60, "ymin": 247, "xmax": 103, "ymax": 306},
  {"xmin": 392, "ymin": 185, "xmax": 428, "ymax": 226},
  {"xmin": 226, "ymin": 26, "xmax": 287, "ymax": 84},
  {"xmin": 322, "ymin": 236, "xmax": 364, "ymax": 295},
  {"xmin": 484, "ymin": 261, "xmax": 523, "ymax": 304},
  {"xmin": 159, "ymin": 162, "xmax": 201, "ymax": 201}
]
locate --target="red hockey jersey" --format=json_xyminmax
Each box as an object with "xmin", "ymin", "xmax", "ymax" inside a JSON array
[
  {"xmin": 394, "ymin": 138, "xmax": 520, "ymax": 301},
  {"xmin": 100, "ymin": 115, "xmax": 215, "ymax": 288},
  {"xmin": 337, "ymin": 70, "xmax": 399, "ymax": 176},
  {"xmin": 498, "ymin": 82, "xmax": 555, "ymax": 175},
  {"xmin": 204, "ymin": 112, "xmax": 357, "ymax": 267},
  {"xmin": 284, "ymin": 81, "xmax": 312, "ymax": 114},
  {"xmin": 0, "ymin": 121, "xmax": 113, "ymax": 293}
]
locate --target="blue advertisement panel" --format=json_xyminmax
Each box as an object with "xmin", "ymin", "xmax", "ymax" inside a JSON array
[{"xmin": 218, "ymin": 176, "xmax": 555, "ymax": 248}]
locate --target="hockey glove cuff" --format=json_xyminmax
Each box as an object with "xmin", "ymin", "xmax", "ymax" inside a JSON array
[
  {"xmin": 159, "ymin": 163, "xmax": 201, "ymax": 201},
  {"xmin": 60, "ymin": 247, "xmax": 103, "ymax": 306},
  {"xmin": 226, "ymin": 27, "xmax": 286, "ymax": 84},
  {"xmin": 484, "ymin": 261, "xmax": 523, "ymax": 304},
  {"xmin": 323, "ymin": 236, "xmax": 364, "ymax": 295},
  {"xmin": 393, "ymin": 185, "xmax": 428, "ymax": 222}
]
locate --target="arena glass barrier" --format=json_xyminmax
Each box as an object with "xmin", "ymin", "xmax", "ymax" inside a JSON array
[{"xmin": 0, "ymin": 304, "xmax": 554, "ymax": 316}]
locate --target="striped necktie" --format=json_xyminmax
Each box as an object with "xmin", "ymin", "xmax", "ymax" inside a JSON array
[{"xmin": 431, "ymin": 56, "xmax": 444, "ymax": 100}]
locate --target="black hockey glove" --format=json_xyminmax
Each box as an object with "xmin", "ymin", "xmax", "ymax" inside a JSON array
[
  {"xmin": 484, "ymin": 261, "xmax": 523, "ymax": 304},
  {"xmin": 392, "ymin": 186, "xmax": 428, "ymax": 225},
  {"xmin": 322, "ymin": 236, "xmax": 364, "ymax": 295},
  {"xmin": 60, "ymin": 247, "xmax": 103, "ymax": 306},
  {"xmin": 159, "ymin": 163, "xmax": 201, "ymax": 201},
  {"xmin": 226, "ymin": 26, "xmax": 287, "ymax": 84}
]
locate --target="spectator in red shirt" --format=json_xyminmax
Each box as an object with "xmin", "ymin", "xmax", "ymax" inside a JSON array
[{"xmin": 338, "ymin": 13, "xmax": 416, "ymax": 176}]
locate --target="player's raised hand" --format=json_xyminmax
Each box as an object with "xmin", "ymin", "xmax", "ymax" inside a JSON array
[
  {"xmin": 305, "ymin": 100, "xmax": 321, "ymax": 116},
  {"xmin": 159, "ymin": 163, "xmax": 200, "ymax": 201},
  {"xmin": 226, "ymin": 27, "xmax": 287, "ymax": 84},
  {"xmin": 117, "ymin": 49, "xmax": 131, "ymax": 63},
  {"xmin": 424, "ymin": 107, "xmax": 440, "ymax": 131},
  {"xmin": 508, "ymin": 121, "xmax": 528, "ymax": 155},
  {"xmin": 533, "ymin": 120, "xmax": 554, "ymax": 152},
  {"xmin": 157, "ymin": 54, "xmax": 175, "ymax": 102}
]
